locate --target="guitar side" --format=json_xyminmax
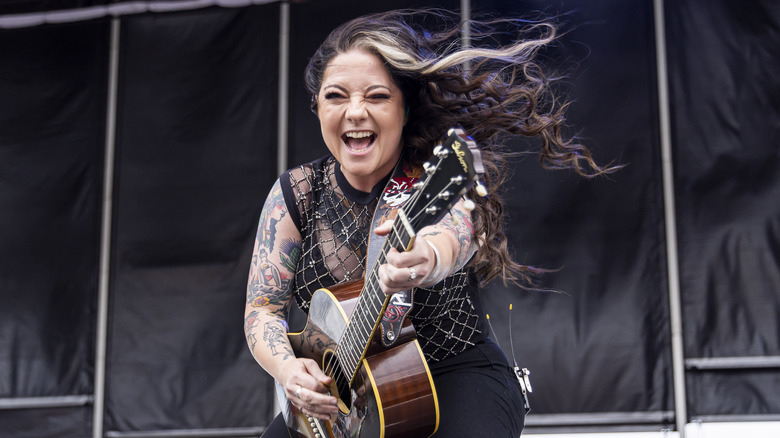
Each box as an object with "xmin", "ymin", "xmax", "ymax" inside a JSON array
[{"xmin": 280, "ymin": 286, "xmax": 439, "ymax": 438}]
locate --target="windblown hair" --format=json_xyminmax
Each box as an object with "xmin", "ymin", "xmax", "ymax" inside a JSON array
[{"xmin": 304, "ymin": 9, "xmax": 615, "ymax": 287}]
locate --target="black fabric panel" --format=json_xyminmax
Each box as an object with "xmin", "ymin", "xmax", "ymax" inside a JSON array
[
  {"xmin": 667, "ymin": 0, "xmax": 780, "ymax": 418},
  {"xmin": 287, "ymin": 0, "xmax": 460, "ymax": 170},
  {"xmin": 687, "ymin": 369, "xmax": 780, "ymax": 418},
  {"xmin": 475, "ymin": 0, "xmax": 670, "ymax": 417},
  {"xmin": 105, "ymin": 5, "xmax": 278, "ymax": 432},
  {"xmin": 0, "ymin": 406, "xmax": 92, "ymax": 438},
  {"xmin": 668, "ymin": 0, "xmax": 780, "ymax": 358},
  {"xmin": 0, "ymin": 19, "xmax": 107, "ymax": 433}
]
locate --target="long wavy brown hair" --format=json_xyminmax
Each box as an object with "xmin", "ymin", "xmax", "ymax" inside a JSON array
[{"xmin": 305, "ymin": 9, "xmax": 617, "ymax": 286}]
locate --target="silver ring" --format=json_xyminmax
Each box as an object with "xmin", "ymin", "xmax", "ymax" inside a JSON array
[
  {"xmin": 408, "ymin": 267, "xmax": 417, "ymax": 281},
  {"xmin": 295, "ymin": 385, "xmax": 301, "ymax": 399}
]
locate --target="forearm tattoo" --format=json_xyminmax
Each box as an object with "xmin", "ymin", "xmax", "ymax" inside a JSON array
[
  {"xmin": 422, "ymin": 208, "xmax": 476, "ymax": 271},
  {"xmin": 244, "ymin": 310, "xmax": 261, "ymax": 350},
  {"xmin": 245, "ymin": 312, "xmax": 294, "ymax": 360},
  {"xmin": 263, "ymin": 320, "xmax": 294, "ymax": 360},
  {"xmin": 449, "ymin": 208, "xmax": 476, "ymax": 267}
]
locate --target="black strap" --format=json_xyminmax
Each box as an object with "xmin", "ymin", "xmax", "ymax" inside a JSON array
[{"xmin": 364, "ymin": 151, "xmax": 421, "ymax": 346}]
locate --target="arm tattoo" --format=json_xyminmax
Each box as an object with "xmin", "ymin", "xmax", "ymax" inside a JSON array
[
  {"xmin": 247, "ymin": 264, "xmax": 291, "ymax": 319},
  {"xmin": 422, "ymin": 208, "xmax": 476, "ymax": 271},
  {"xmin": 247, "ymin": 180, "xmax": 302, "ymax": 320},
  {"xmin": 449, "ymin": 208, "xmax": 476, "ymax": 267},
  {"xmin": 244, "ymin": 310, "xmax": 261, "ymax": 350},
  {"xmin": 263, "ymin": 321, "xmax": 294, "ymax": 360},
  {"xmin": 246, "ymin": 179, "xmax": 301, "ymax": 360},
  {"xmin": 279, "ymin": 238, "xmax": 302, "ymax": 273},
  {"xmin": 257, "ymin": 181, "xmax": 286, "ymax": 253}
]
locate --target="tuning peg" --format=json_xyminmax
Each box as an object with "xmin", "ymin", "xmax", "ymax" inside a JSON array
[
  {"xmin": 434, "ymin": 145, "xmax": 449, "ymax": 158},
  {"xmin": 413, "ymin": 181, "xmax": 424, "ymax": 190},
  {"xmin": 475, "ymin": 180, "xmax": 488, "ymax": 197},
  {"xmin": 437, "ymin": 190, "xmax": 453, "ymax": 200},
  {"xmin": 463, "ymin": 197, "xmax": 476, "ymax": 211},
  {"xmin": 423, "ymin": 162, "xmax": 436, "ymax": 174},
  {"xmin": 450, "ymin": 175, "xmax": 466, "ymax": 185}
]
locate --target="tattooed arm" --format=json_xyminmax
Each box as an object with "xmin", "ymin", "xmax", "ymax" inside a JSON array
[
  {"xmin": 418, "ymin": 198, "xmax": 477, "ymax": 276},
  {"xmin": 244, "ymin": 179, "xmax": 338, "ymax": 420},
  {"xmin": 377, "ymin": 198, "xmax": 477, "ymax": 293}
]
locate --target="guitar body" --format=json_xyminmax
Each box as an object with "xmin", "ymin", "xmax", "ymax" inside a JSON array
[{"xmin": 280, "ymin": 282, "xmax": 439, "ymax": 438}]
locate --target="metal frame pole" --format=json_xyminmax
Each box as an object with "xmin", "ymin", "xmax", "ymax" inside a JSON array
[
  {"xmin": 277, "ymin": 0, "xmax": 290, "ymax": 176},
  {"xmin": 653, "ymin": 0, "xmax": 688, "ymax": 436},
  {"xmin": 93, "ymin": 16, "xmax": 121, "ymax": 438},
  {"xmin": 460, "ymin": 0, "xmax": 471, "ymax": 48},
  {"xmin": 271, "ymin": 0, "xmax": 290, "ymax": 416}
]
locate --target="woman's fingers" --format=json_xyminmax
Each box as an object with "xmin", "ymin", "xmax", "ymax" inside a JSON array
[
  {"xmin": 377, "ymin": 238, "xmax": 439, "ymax": 294},
  {"xmin": 285, "ymin": 359, "xmax": 339, "ymax": 420},
  {"xmin": 292, "ymin": 382, "xmax": 339, "ymax": 420}
]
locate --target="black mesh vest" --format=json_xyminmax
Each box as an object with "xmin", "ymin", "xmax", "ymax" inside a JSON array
[{"xmin": 280, "ymin": 155, "xmax": 487, "ymax": 362}]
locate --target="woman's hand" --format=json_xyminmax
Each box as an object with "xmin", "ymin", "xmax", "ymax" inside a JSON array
[
  {"xmin": 374, "ymin": 220, "xmax": 444, "ymax": 294},
  {"xmin": 281, "ymin": 358, "xmax": 339, "ymax": 421}
]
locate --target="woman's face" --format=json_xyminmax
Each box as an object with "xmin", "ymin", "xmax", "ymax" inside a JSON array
[{"xmin": 316, "ymin": 49, "xmax": 406, "ymax": 192}]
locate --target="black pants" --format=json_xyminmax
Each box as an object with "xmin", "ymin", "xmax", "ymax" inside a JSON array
[{"xmin": 262, "ymin": 338, "xmax": 527, "ymax": 437}]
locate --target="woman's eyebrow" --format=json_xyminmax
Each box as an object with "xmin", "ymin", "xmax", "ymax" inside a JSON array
[
  {"xmin": 321, "ymin": 84, "xmax": 393, "ymax": 93},
  {"xmin": 321, "ymin": 84, "xmax": 347, "ymax": 93},
  {"xmin": 366, "ymin": 84, "xmax": 392, "ymax": 92}
]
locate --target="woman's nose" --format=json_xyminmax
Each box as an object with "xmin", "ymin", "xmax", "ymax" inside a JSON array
[{"xmin": 345, "ymin": 97, "xmax": 367, "ymax": 121}]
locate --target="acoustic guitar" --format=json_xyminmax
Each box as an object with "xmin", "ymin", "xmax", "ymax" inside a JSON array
[{"xmin": 278, "ymin": 128, "xmax": 484, "ymax": 438}]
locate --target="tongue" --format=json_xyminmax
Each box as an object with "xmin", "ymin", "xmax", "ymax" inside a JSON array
[{"xmin": 346, "ymin": 136, "xmax": 372, "ymax": 150}]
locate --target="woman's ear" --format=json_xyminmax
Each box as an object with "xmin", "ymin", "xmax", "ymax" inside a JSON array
[{"xmin": 310, "ymin": 94, "xmax": 319, "ymax": 116}]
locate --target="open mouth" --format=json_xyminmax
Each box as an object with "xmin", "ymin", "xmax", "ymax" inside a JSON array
[{"xmin": 342, "ymin": 131, "xmax": 376, "ymax": 152}]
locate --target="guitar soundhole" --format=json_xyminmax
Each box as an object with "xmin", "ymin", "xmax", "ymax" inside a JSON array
[{"xmin": 322, "ymin": 350, "xmax": 352, "ymax": 412}]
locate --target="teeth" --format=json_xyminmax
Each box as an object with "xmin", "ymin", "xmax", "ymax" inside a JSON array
[{"xmin": 345, "ymin": 131, "xmax": 373, "ymax": 138}]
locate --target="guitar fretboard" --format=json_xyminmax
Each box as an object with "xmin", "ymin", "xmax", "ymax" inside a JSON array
[{"xmin": 335, "ymin": 210, "xmax": 415, "ymax": 381}]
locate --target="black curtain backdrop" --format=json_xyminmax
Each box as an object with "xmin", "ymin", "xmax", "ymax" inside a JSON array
[
  {"xmin": 475, "ymin": 0, "xmax": 673, "ymax": 420},
  {"xmin": 105, "ymin": 4, "xmax": 279, "ymax": 434},
  {"xmin": 0, "ymin": 19, "xmax": 108, "ymax": 438},
  {"xmin": 666, "ymin": 0, "xmax": 780, "ymax": 418},
  {"xmin": 0, "ymin": 0, "xmax": 778, "ymax": 436}
]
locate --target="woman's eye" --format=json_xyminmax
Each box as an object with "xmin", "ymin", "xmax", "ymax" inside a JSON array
[
  {"xmin": 324, "ymin": 92, "xmax": 345, "ymax": 100},
  {"xmin": 368, "ymin": 94, "xmax": 390, "ymax": 100}
]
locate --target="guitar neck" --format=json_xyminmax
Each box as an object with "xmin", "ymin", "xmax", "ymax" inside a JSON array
[
  {"xmin": 332, "ymin": 126, "xmax": 483, "ymax": 382},
  {"xmin": 336, "ymin": 209, "xmax": 416, "ymax": 380}
]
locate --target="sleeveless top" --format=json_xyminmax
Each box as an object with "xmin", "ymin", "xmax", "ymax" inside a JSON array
[{"xmin": 279, "ymin": 154, "xmax": 488, "ymax": 362}]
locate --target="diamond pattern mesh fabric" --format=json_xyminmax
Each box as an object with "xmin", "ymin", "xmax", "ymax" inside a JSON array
[{"xmin": 280, "ymin": 155, "xmax": 486, "ymax": 362}]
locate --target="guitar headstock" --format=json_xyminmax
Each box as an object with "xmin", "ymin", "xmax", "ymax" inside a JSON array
[{"xmin": 403, "ymin": 127, "xmax": 485, "ymax": 231}]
